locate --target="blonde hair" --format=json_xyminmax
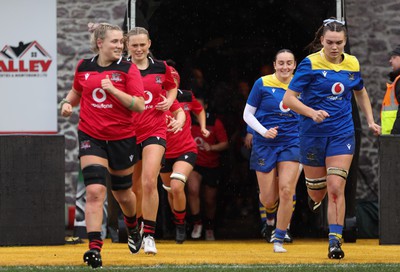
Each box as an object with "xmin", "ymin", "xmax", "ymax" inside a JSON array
[
  {"xmin": 88, "ymin": 22, "xmax": 122, "ymax": 54},
  {"xmin": 126, "ymin": 27, "xmax": 150, "ymax": 41}
]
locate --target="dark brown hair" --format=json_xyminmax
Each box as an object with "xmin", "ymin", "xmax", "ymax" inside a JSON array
[{"xmin": 305, "ymin": 18, "xmax": 347, "ymax": 53}]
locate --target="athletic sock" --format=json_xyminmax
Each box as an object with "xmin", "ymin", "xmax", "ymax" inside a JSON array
[
  {"xmin": 88, "ymin": 232, "xmax": 103, "ymax": 252},
  {"xmin": 123, "ymin": 213, "xmax": 138, "ymax": 230},
  {"xmin": 173, "ymin": 209, "xmax": 186, "ymax": 225},
  {"xmin": 143, "ymin": 219, "xmax": 156, "ymax": 237},
  {"xmin": 328, "ymin": 224, "xmax": 343, "ymax": 245}
]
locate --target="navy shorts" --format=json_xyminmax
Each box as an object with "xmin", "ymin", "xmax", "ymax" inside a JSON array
[
  {"xmin": 300, "ymin": 133, "xmax": 355, "ymax": 167},
  {"xmin": 250, "ymin": 143, "xmax": 300, "ymax": 173}
]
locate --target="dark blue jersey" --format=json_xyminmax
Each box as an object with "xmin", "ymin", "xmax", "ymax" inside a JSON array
[
  {"xmin": 289, "ymin": 49, "xmax": 364, "ymax": 137},
  {"xmin": 247, "ymin": 74, "xmax": 299, "ymax": 146}
]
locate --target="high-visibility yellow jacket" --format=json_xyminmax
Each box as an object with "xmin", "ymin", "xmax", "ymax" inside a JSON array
[{"xmin": 381, "ymin": 75, "xmax": 400, "ymax": 134}]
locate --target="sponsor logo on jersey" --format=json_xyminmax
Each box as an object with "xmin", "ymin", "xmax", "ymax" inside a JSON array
[
  {"xmin": 331, "ymin": 82, "xmax": 345, "ymax": 95},
  {"xmin": 347, "ymin": 143, "xmax": 351, "ymax": 150},
  {"xmin": 144, "ymin": 90, "xmax": 153, "ymax": 110},
  {"xmin": 272, "ymin": 88, "xmax": 276, "ymax": 93},
  {"xmin": 85, "ymin": 73, "xmax": 90, "ymax": 80},
  {"xmin": 91, "ymin": 88, "xmax": 113, "ymax": 108},
  {"xmin": 194, "ymin": 136, "xmax": 205, "ymax": 150},
  {"xmin": 129, "ymin": 155, "xmax": 134, "ymax": 162},
  {"xmin": 279, "ymin": 101, "xmax": 291, "ymax": 113},
  {"xmin": 322, "ymin": 71, "xmax": 328, "ymax": 77}
]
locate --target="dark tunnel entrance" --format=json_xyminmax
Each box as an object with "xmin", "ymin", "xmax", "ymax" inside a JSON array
[{"xmin": 132, "ymin": 0, "xmax": 340, "ymax": 239}]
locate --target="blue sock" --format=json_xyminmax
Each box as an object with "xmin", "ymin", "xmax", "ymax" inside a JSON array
[
  {"xmin": 328, "ymin": 224, "xmax": 343, "ymax": 245},
  {"xmin": 274, "ymin": 228, "xmax": 286, "ymax": 244},
  {"xmin": 259, "ymin": 201, "xmax": 266, "ymax": 225}
]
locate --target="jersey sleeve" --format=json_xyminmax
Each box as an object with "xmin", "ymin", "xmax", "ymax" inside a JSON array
[
  {"xmin": 191, "ymin": 93, "xmax": 204, "ymax": 115},
  {"xmin": 169, "ymin": 99, "xmax": 181, "ymax": 112},
  {"xmin": 288, "ymin": 57, "xmax": 313, "ymax": 93},
  {"xmin": 127, "ymin": 63, "xmax": 145, "ymax": 97},
  {"xmin": 352, "ymin": 59, "xmax": 365, "ymax": 91},
  {"xmin": 246, "ymin": 78, "xmax": 263, "ymax": 108},
  {"xmin": 163, "ymin": 62, "xmax": 177, "ymax": 91},
  {"xmin": 72, "ymin": 59, "xmax": 84, "ymax": 93}
]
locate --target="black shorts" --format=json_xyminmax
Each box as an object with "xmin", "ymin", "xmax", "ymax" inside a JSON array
[
  {"xmin": 193, "ymin": 165, "xmax": 222, "ymax": 188},
  {"xmin": 137, "ymin": 136, "xmax": 166, "ymax": 164},
  {"xmin": 78, "ymin": 130, "xmax": 138, "ymax": 170},
  {"xmin": 160, "ymin": 152, "xmax": 197, "ymax": 173}
]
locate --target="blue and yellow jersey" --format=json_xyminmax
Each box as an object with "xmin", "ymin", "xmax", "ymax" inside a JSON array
[
  {"xmin": 247, "ymin": 73, "xmax": 299, "ymax": 146},
  {"xmin": 288, "ymin": 49, "xmax": 364, "ymax": 136}
]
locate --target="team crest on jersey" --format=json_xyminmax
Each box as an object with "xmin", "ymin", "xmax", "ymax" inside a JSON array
[
  {"xmin": 348, "ymin": 73, "xmax": 355, "ymax": 81},
  {"xmin": 155, "ymin": 76, "xmax": 162, "ymax": 84},
  {"xmin": 111, "ymin": 73, "xmax": 122, "ymax": 82},
  {"xmin": 279, "ymin": 101, "xmax": 290, "ymax": 112},
  {"xmin": 80, "ymin": 140, "xmax": 91, "ymax": 150},
  {"xmin": 331, "ymin": 82, "xmax": 345, "ymax": 95},
  {"xmin": 258, "ymin": 158, "xmax": 265, "ymax": 166},
  {"xmin": 184, "ymin": 104, "xmax": 190, "ymax": 111}
]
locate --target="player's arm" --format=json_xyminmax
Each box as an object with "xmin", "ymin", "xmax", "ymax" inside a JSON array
[
  {"xmin": 101, "ymin": 75, "xmax": 144, "ymax": 112},
  {"xmin": 283, "ymin": 89, "xmax": 329, "ymax": 123},
  {"xmin": 60, "ymin": 87, "xmax": 81, "ymax": 117},
  {"xmin": 353, "ymin": 87, "xmax": 381, "ymax": 135},
  {"xmin": 192, "ymin": 108, "xmax": 210, "ymax": 137}
]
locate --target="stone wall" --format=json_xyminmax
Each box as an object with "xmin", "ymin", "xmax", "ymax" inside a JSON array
[
  {"xmin": 57, "ymin": 0, "xmax": 126, "ymax": 205},
  {"xmin": 346, "ymin": 0, "xmax": 400, "ymax": 200},
  {"xmin": 57, "ymin": 0, "xmax": 400, "ymax": 205}
]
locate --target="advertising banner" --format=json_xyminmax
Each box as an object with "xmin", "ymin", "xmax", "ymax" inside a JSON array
[{"xmin": 0, "ymin": 0, "xmax": 57, "ymax": 133}]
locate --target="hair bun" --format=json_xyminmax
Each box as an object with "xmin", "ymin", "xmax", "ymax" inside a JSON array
[{"xmin": 88, "ymin": 22, "xmax": 100, "ymax": 33}]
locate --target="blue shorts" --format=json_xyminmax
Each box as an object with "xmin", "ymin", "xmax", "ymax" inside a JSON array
[
  {"xmin": 300, "ymin": 133, "xmax": 355, "ymax": 167},
  {"xmin": 250, "ymin": 143, "xmax": 300, "ymax": 173}
]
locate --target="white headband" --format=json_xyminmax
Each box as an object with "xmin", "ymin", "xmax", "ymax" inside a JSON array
[{"xmin": 323, "ymin": 19, "xmax": 345, "ymax": 26}]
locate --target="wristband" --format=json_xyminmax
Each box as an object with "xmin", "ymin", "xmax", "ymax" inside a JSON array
[
  {"xmin": 59, "ymin": 98, "xmax": 71, "ymax": 109},
  {"xmin": 129, "ymin": 97, "xmax": 135, "ymax": 110}
]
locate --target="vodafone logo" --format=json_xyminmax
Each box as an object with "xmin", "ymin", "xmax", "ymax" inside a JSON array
[
  {"xmin": 92, "ymin": 88, "xmax": 107, "ymax": 103},
  {"xmin": 194, "ymin": 136, "xmax": 205, "ymax": 150},
  {"xmin": 331, "ymin": 82, "xmax": 345, "ymax": 95},
  {"xmin": 144, "ymin": 90, "xmax": 153, "ymax": 104},
  {"xmin": 279, "ymin": 101, "xmax": 290, "ymax": 112}
]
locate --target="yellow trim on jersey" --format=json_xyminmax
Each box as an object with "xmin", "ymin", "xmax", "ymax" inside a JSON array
[
  {"xmin": 308, "ymin": 49, "xmax": 360, "ymax": 72},
  {"xmin": 261, "ymin": 73, "xmax": 291, "ymax": 89}
]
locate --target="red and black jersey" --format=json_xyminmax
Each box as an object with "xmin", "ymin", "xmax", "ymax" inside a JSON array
[
  {"xmin": 177, "ymin": 89, "xmax": 203, "ymax": 128},
  {"xmin": 73, "ymin": 56, "xmax": 144, "ymax": 141},
  {"xmin": 133, "ymin": 57, "xmax": 176, "ymax": 144},
  {"xmin": 191, "ymin": 112, "xmax": 228, "ymax": 168},
  {"xmin": 164, "ymin": 90, "xmax": 203, "ymax": 158},
  {"xmin": 165, "ymin": 99, "xmax": 197, "ymax": 158}
]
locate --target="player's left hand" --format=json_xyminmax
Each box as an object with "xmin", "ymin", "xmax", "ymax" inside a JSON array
[
  {"xmin": 369, "ymin": 122, "xmax": 381, "ymax": 136},
  {"xmin": 156, "ymin": 94, "xmax": 171, "ymax": 111},
  {"xmin": 167, "ymin": 115, "xmax": 183, "ymax": 134}
]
